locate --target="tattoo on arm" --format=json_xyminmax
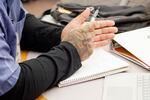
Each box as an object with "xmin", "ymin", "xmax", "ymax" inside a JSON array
[{"xmin": 62, "ymin": 28, "xmax": 94, "ymax": 61}]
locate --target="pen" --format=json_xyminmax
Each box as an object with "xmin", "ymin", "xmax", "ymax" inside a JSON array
[{"xmin": 90, "ymin": 7, "xmax": 100, "ymax": 22}]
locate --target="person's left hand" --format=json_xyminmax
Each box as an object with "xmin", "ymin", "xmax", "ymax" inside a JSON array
[{"xmin": 62, "ymin": 20, "xmax": 118, "ymax": 61}]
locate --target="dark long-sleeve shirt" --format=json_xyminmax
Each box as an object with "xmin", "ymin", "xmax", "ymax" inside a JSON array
[{"xmin": 19, "ymin": 14, "xmax": 82, "ymax": 99}]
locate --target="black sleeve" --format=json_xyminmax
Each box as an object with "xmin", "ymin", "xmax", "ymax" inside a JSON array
[
  {"xmin": 20, "ymin": 13, "xmax": 64, "ymax": 52},
  {"xmin": 0, "ymin": 42, "xmax": 81, "ymax": 100}
]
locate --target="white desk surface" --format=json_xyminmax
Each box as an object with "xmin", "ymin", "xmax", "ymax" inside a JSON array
[{"xmin": 38, "ymin": 45, "xmax": 149, "ymax": 100}]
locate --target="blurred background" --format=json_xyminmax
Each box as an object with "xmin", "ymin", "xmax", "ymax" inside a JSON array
[
  {"xmin": 22, "ymin": 0, "xmax": 60, "ymax": 17},
  {"xmin": 22, "ymin": 0, "xmax": 150, "ymax": 17}
]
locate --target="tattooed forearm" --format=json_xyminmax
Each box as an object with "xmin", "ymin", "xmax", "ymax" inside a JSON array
[{"xmin": 62, "ymin": 25, "xmax": 94, "ymax": 61}]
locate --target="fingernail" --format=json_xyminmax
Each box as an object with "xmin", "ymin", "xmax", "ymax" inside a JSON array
[
  {"xmin": 108, "ymin": 20, "xmax": 115, "ymax": 26},
  {"xmin": 114, "ymin": 27, "xmax": 118, "ymax": 33},
  {"xmin": 86, "ymin": 7, "xmax": 94, "ymax": 11},
  {"xmin": 112, "ymin": 21, "xmax": 115, "ymax": 25}
]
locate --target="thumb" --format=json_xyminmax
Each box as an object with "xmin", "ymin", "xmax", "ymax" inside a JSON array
[{"xmin": 72, "ymin": 8, "xmax": 91, "ymax": 24}]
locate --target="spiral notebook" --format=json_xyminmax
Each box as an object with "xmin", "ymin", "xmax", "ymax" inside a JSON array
[{"xmin": 58, "ymin": 48, "xmax": 129, "ymax": 87}]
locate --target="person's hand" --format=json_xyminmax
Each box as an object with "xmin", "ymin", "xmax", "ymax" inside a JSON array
[
  {"xmin": 61, "ymin": 8, "xmax": 118, "ymax": 61},
  {"xmin": 62, "ymin": 20, "xmax": 118, "ymax": 61}
]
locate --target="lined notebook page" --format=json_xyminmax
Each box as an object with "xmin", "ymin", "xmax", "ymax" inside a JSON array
[{"xmin": 58, "ymin": 48, "xmax": 129, "ymax": 87}]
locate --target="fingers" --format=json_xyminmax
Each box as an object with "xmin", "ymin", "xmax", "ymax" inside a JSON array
[
  {"xmin": 80, "ymin": 21, "xmax": 117, "ymax": 34},
  {"xmin": 93, "ymin": 20, "xmax": 115, "ymax": 29},
  {"xmin": 94, "ymin": 27, "xmax": 118, "ymax": 35},
  {"xmin": 77, "ymin": 22, "xmax": 118, "ymax": 42},
  {"xmin": 93, "ymin": 33, "xmax": 115, "ymax": 42},
  {"xmin": 72, "ymin": 8, "xmax": 91, "ymax": 24},
  {"xmin": 93, "ymin": 40, "xmax": 111, "ymax": 48},
  {"xmin": 92, "ymin": 27, "xmax": 117, "ymax": 48},
  {"xmin": 92, "ymin": 26, "xmax": 117, "ymax": 48}
]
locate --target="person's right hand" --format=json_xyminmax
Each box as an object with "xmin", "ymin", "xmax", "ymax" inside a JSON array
[{"xmin": 62, "ymin": 9, "xmax": 118, "ymax": 61}]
